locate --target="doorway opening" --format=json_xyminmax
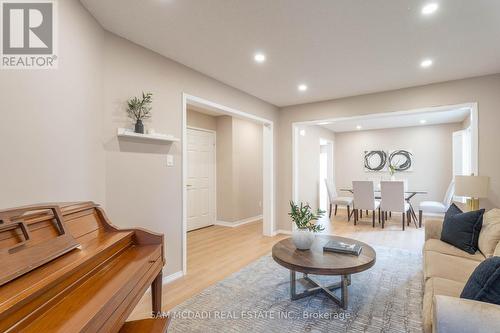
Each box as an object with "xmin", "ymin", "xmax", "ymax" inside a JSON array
[
  {"xmin": 182, "ymin": 94, "xmax": 275, "ymax": 274},
  {"xmin": 293, "ymin": 103, "xmax": 478, "ymax": 233},
  {"xmin": 319, "ymin": 139, "xmax": 334, "ymax": 211}
]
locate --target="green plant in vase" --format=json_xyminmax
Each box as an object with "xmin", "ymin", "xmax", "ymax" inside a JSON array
[
  {"xmin": 388, "ymin": 164, "xmax": 396, "ymax": 180},
  {"xmin": 289, "ymin": 201, "xmax": 325, "ymax": 250},
  {"xmin": 126, "ymin": 92, "xmax": 153, "ymax": 134}
]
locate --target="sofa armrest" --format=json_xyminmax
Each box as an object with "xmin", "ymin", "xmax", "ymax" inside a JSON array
[
  {"xmin": 425, "ymin": 219, "xmax": 444, "ymax": 241},
  {"xmin": 433, "ymin": 295, "xmax": 500, "ymax": 333},
  {"xmin": 494, "ymin": 242, "xmax": 500, "ymax": 257}
]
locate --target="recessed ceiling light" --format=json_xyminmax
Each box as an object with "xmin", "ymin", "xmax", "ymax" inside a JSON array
[
  {"xmin": 254, "ymin": 53, "xmax": 266, "ymax": 63},
  {"xmin": 298, "ymin": 84, "xmax": 308, "ymax": 92},
  {"xmin": 420, "ymin": 119, "xmax": 427, "ymax": 124},
  {"xmin": 420, "ymin": 59, "xmax": 433, "ymax": 68},
  {"xmin": 422, "ymin": 3, "xmax": 439, "ymax": 15},
  {"xmin": 318, "ymin": 122, "xmax": 331, "ymax": 125},
  {"xmin": 356, "ymin": 125, "xmax": 362, "ymax": 130}
]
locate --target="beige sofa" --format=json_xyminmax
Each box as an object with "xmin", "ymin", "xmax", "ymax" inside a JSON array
[{"xmin": 422, "ymin": 208, "xmax": 500, "ymax": 333}]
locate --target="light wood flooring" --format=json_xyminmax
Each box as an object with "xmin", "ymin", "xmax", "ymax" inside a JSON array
[
  {"xmin": 130, "ymin": 207, "xmax": 426, "ymax": 320},
  {"xmin": 319, "ymin": 207, "xmax": 425, "ymax": 252}
]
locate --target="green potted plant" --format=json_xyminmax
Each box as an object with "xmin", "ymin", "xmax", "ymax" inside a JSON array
[
  {"xmin": 388, "ymin": 164, "xmax": 396, "ymax": 181},
  {"xmin": 126, "ymin": 92, "xmax": 153, "ymax": 134},
  {"xmin": 288, "ymin": 201, "xmax": 325, "ymax": 250}
]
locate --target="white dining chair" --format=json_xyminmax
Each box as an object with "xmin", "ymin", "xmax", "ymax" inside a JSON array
[
  {"xmin": 418, "ymin": 180, "xmax": 455, "ymax": 226},
  {"xmin": 324, "ymin": 179, "xmax": 354, "ymax": 221},
  {"xmin": 380, "ymin": 181, "xmax": 411, "ymax": 230},
  {"xmin": 352, "ymin": 181, "xmax": 380, "ymax": 227}
]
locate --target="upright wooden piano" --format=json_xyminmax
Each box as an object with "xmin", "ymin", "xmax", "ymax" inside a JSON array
[{"xmin": 0, "ymin": 202, "xmax": 167, "ymax": 332}]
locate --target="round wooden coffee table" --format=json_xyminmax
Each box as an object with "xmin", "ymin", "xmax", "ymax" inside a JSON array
[{"xmin": 272, "ymin": 235, "xmax": 376, "ymax": 309}]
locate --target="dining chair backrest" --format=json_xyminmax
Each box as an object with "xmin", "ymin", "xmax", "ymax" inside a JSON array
[
  {"xmin": 443, "ymin": 180, "xmax": 455, "ymax": 206},
  {"xmin": 352, "ymin": 181, "xmax": 376, "ymax": 210},
  {"xmin": 324, "ymin": 179, "xmax": 337, "ymax": 202},
  {"xmin": 380, "ymin": 181, "xmax": 406, "ymax": 212}
]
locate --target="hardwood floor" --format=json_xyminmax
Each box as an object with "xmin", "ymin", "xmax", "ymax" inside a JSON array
[
  {"xmin": 130, "ymin": 208, "xmax": 425, "ymax": 320},
  {"xmin": 320, "ymin": 207, "xmax": 425, "ymax": 252},
  {"xmin": 129, "ymin": 221, "xmax": 287, "ymax": 320}
]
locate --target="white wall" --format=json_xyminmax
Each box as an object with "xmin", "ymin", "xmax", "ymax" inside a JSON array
[
  {"xmin": 215, "ymin": 116, "xmax": 235, "ymax": 221},
  {"xmin": 102, "ymin": 32, "xmax": 277, "ymax": 275},
  {"xmin": 187, "ymin": 108, "xmax": 217, "ymax": 131},
  {"xmin": 0, "ymin": 0, "xmax": 105, "ymax": 208},
  {"xmin": 296, "ymin": 125, "xmax": 336, "ymax": 211},
  {"xmin": 334, "ymin": 123, "xmax": 460, "ymax": 208},
  {"xmin": 232, "ymin": 117, "xmax": 263, "ymax": 221}
]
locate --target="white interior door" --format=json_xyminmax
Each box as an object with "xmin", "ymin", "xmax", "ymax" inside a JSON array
[{"xmin": 187, "ymin": 128, "xmax": 215, "ymax": 231}]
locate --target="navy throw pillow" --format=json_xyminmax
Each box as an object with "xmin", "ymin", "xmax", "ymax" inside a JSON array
[
  {"xmin": 461, "ymin": 256, "xmax": 500, "ymax": 305},
  {"xmin": 440, "ymin": 203, "xmax": 485, "ymax": 254}
]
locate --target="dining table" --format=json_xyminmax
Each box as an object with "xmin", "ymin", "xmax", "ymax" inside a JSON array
[{"xmin": 339, "ymin": 189, "xmax": 427, "ymax": 228}]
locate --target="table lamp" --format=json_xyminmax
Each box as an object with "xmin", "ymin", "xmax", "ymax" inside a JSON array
[{"xmin": 455, "ymin": 175, "xmax": 489, "ymax": 210}]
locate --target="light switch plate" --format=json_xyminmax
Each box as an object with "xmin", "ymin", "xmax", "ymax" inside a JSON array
[{"xmin": 166, "ymin": 155, "xmax": 174, "ymax": 167}]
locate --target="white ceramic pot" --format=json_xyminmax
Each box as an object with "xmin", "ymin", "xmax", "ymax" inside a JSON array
[{"xmin": 292, "ymin": 228, "xmax": 315, "ymax": 250}]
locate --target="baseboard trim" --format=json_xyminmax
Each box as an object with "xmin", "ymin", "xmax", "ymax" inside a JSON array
[
  {"xmin": 215, "ymin": 215, "xmax": 263, "ymax": 227},
  {"xmin": 275, "ymin": 229, "xmax": 292, "ymax": 235},
  {"xmin": 162, "ymin": 271, "xmax": 184, "ymax": 285}
]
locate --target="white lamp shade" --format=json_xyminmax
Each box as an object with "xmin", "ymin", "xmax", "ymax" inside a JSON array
[{"xmin": 455, "ymin": 175, "xmax": 489, "ymax": 198}]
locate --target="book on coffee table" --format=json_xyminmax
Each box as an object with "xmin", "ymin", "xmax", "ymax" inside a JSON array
[{"xmin": 323, "ymin": 240, "xmax": 363, "ymax": 256}]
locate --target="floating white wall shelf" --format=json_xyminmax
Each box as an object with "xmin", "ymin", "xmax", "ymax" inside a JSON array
[{"xmin": 117, "ymin": 128, "xmax": 180, "ymax": 143}]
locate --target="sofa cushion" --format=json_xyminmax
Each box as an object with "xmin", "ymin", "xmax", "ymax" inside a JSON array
[
  {"xmin": 433, "ymin": 295, "xmax": 500, "ymax": 333},
  {"xmin": 478, "ymin": 208, "xmax": 500, "ymax": 257},
  {"xmin": 424, "ymin": 239, "xmax": 485, "ymax": 262},
  {"xmin": 461, "ymin": 256, "xmax": 500, "ymax": 305},
  {"xmin": 425, "ymin": 219, "xmax": 444, "ymax": 241},
  {"xmin": 424, "ymin": 250, "xmax": 481, "ymax": 283},
  {"xmin": 423, "ymin": 277, "xmax": 464, "ymax": 333},
  {"xmin": 441, "ymin": 204, "xmax": 485, "ymax": 254}
]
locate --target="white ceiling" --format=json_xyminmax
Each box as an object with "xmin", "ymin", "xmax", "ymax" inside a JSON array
[
  {"xmin": 317, "ymin": 107, "xmax": 469, "ymax": 133},
  {"xmin": 80, "ymin": 0, "xmax": 500, "ymax": 107}
]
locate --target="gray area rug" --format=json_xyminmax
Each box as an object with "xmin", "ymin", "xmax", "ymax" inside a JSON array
[{"xmin": 168, "ymin": 246, "xmax": 423, "ymax": 332}]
